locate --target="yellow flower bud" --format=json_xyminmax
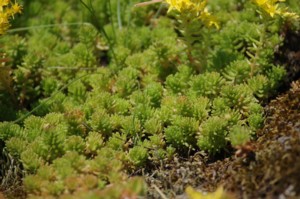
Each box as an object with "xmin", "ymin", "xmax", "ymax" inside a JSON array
[
  {"xmin": 164, "ymin": 0, "xmax": 219, "ymax": 29},
  {"xmin": 0, "ymin": 0, "xmax": 22, "ymax": 35},
  {"xmin": 252, "ymin": 0, "xmax": 298, "ymax": 19}
]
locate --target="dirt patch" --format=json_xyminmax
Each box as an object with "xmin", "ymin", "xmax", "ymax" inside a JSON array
[
  {"xmin": 145, "ymin": 153, "xmax": 232, "ymax": 198},
  {"xmin": 0, "ymin": 142, "xmax": 25, "ymax": 199}
]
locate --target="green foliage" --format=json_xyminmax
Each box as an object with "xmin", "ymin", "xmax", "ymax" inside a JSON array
[
  {"xmin": 189, "ymin": 72, "xmax": 225, "ymax": 99},
  {"xmin": 229, "ymin": 125, "xmax": 252, "ymax": 146},
  {"xmin": 144, "ymin": 116, "xmax": 163, "ymax": 135},
  {"xmin": 22, "ymin": 150, "xmax": 146, "ymax": 198},
  {"xmin": 88, "ymin": 109, "xmax": 113, "ymax": 137},
  {"xmin": 166, "ymin": 65, "xmax": 194, "ymax": 94},
  {"xmin": 0, "ymin": 0, "xmax": 299, "ymax": 197},
  {"xmin": 5, "ymin": 137, "xmax": 27, "ymax": 157},
  {"xmin": 113, "ymin": 67, "xmax": 140, "ymax": 97},
  {"xmin": 197, "ymin": 116, "xmax": 229, "ymax": 154},
  {"xmin": 222, "ymin": 60, "xmax": 252, "ymax": 84},
  {"xmin": 20, "ymin": 149, "xmax": 43, "ymax": 173},
  {"xmin": 220, "ymin": 84, "xmax": 256, "ymax": 115},
  {"xmin": 120, "ymin": 115, "xmax": 142, "ymax": 137},
  {"xmin": 64, "ymin": 135, "xmax": 85, "ymax": 153},
  {"xmin": 144, "ymin": 82, "xmax": 164, "ymax": 108},
  {"xmin": 165, "ymin": 116, "xmax": 199, "ymax": 149},
  {"xmin": 85, "ymin": 132, "xmax": 104, "ymax": 155},
  {"xmin": 0, "ymin": 122, "xmax": 22, "ymax": 140},
  {"xmin": 128, "ymin": 146, "xmax": 148, "ymax": 167}
]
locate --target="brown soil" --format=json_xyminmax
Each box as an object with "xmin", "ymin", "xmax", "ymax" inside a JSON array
[{"xmin": 0, "ymin": 144, "xmax": 25, "ymax": 199}]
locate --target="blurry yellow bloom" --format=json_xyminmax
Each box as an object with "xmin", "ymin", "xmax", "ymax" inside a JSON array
[
  {"xmin": 134, "ymin": 0, "xmax": 219, "ymax": 29},
  {"xmin": 165, "ymin": 0, "xmax": 194, "ymax": 12},
  {"xmin": 185, "ymin": 186, "xmax": 233, "ymax": 199},
  {"xmin": 0, "ymin": 0, "xmax": 22, "ymax": 35},
  {"xmin": 0, "ymin": 0, "xmax": 9, "ymax": 11},
  {"xmin": 164, "ymin": 0, "xmax": 219, "ymax": 29},
  {"xmin": 200, "ymin": 8, "xmax": 220, "ymax": 29},
  {"xmin": 252, "ymin": 0, "xmax": 298, "ymax": 19},
  {"xmin": 11, "ymin": 3, "xmax": 22, "ymax": 14}
]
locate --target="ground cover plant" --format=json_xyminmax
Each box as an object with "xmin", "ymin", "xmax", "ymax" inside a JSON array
[{"xmin": 0, "ymin": 0, "xmax": 300, "ymax": 198}]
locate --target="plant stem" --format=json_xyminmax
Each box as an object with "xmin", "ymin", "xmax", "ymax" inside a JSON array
[
  {"xmin": 79, "ymin": 0, "xmax": 119, "ymax": 65},
  {"xmin": 117, "ymin": 0, "xmax": 123, "ymax": 30}
]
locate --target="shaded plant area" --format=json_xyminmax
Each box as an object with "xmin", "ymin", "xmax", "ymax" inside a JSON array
[{"xmin": 273, "ymin": 30, "xmax": 300, "ymax": 93}]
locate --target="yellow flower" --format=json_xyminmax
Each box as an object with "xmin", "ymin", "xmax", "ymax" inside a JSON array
[
  {"xmin": 200, "ymin": 9, "xmax": 220, "ymax": 29},
  {"xmin": 11, "ymin": 3, "xmax": 22, "ymax": 14},
  {"xmin": 165, "ymin": 0, "xmax": 192, "ymax": 12},
  {"xmin": 164, "ymin": 0, "xmax": 219, "ymax": 29},
  {"xmin": 0, "ymin": 0, "xmax": 22, "ymax": 35},
  {"xmin": 185, "ymin": 186, "xmax": 233, "ymax": 199},
  {"xmin": 165, "ymin": 0, "xmax": 206, "ymax": 13},
  {"xmin": 252, "ymin": 0, "xmax": 298, "ymax": 19},
  {"xmin": 0, "ymin": 0, "xmax": 9, "ymax": 11}
]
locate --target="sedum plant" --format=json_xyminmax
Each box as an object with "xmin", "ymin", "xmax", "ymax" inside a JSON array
[{"xmin": 0, "ymin": 0, "xmax": 299, "ymax": 197}]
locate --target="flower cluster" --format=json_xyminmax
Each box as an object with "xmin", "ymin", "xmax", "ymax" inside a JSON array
[
  {"xmin": 185, "ymin": 186, "xmax": 231, "ymax": 199},
  {"xmin": 165, "ymin": 0, "xmax": 219, "ymax": 29},
  {"xmin": 0, "ymin": 0, "xmax": 22, "ymax": 35},
  {"xmin": 253, "ymin": 0, "xmax": 298, "ymax": 19},
  {"xmin": 165, "ymin": 0, "xmax": 206, "ymax": 12}
]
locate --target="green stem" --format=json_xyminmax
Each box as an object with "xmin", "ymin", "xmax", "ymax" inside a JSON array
[
  {"xmin": 117, "ymin": 0, "xmax": 123, "ymax": 30},
  {"xmin": 182, "ymin": 16, "xmax": 199, "ymax": 71},
  {"xmin": 79, "ymin": 0, "xmax": 119, "ymax": 65},
  {"xmin": 107, "ymin": 0, "xmax": 117, "ymax": 40}
]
